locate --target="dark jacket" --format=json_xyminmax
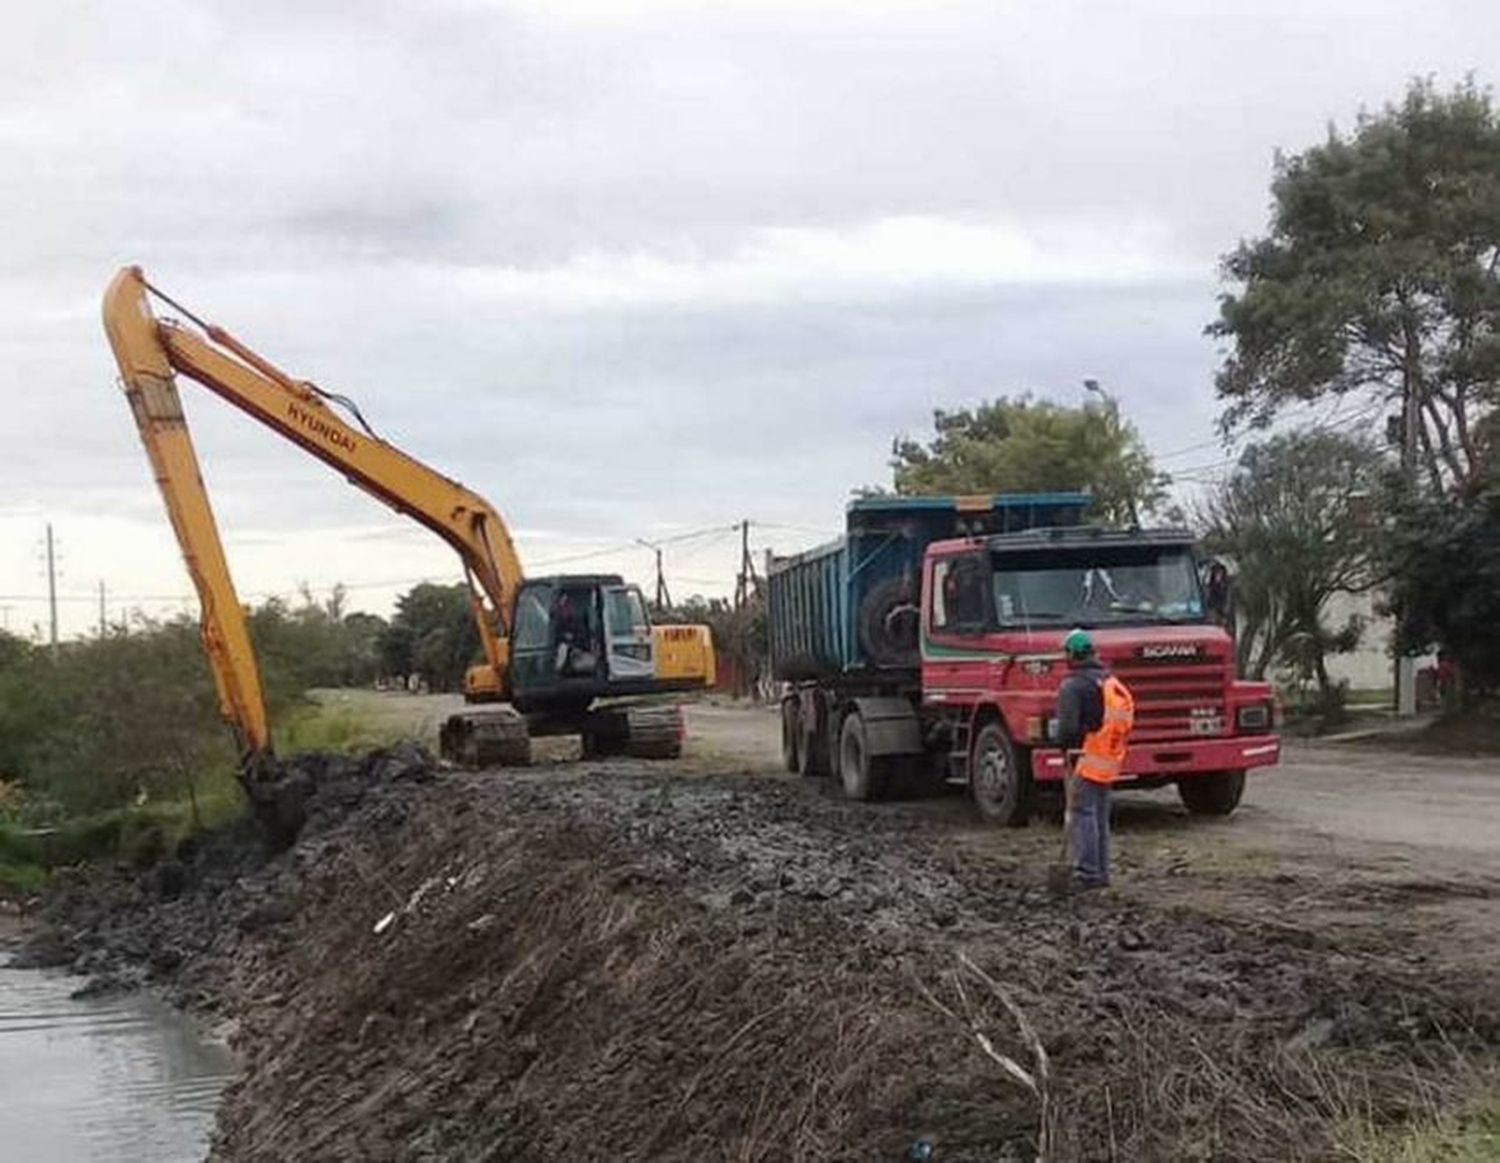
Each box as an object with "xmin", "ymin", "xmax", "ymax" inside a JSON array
[{"xmin": 1057, "ymin": 660, "xmax": 1109, "ymax": 751}]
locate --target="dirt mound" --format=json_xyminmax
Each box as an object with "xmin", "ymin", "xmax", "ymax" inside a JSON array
[
  {"xmin": 24, "ymin": 755, "xmax": 1500, "ymax": 1160},
  {"xmin": 16, "ymin": 742, "xmax": 434, "ymax": 990}
]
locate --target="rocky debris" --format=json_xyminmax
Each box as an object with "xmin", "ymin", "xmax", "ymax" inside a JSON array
[{"xmin": 20, "ymin": 754, "xmax": 1500, "ymax": 1161}]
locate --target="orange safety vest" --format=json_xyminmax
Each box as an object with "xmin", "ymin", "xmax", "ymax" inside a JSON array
[{"xmin": 1075, "ymin": 674, "xmax": 1135, "ymax": 785}]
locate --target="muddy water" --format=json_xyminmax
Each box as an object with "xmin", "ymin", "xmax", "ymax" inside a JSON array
[{"xmin": 0, "ymin": 963, "xmax": 233, "ymax": 1161}]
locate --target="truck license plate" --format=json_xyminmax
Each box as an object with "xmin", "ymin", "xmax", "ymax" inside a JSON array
[{"xmin": 1189, "ymin": 713, "xmax": 1223, "ymax": 735}]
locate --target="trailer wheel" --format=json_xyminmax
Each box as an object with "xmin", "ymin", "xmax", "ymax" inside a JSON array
[
  {"xmin": 971, "ymin": 721, "xmax": 1032, "ymax": 826},
  {"xmin": 839, "ymin": 712, "xmax": 890, "ymax": 802},
  {"xmin": 1178, "ymin": 770, "xmax": 1245, "ymax": 817},
  {"xmin": 780, "ymin": 699, "xmax": 801, "ymax": 773}
]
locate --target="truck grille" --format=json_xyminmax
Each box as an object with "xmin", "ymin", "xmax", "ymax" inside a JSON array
[{"xmin": 1115, "ymin": 661, "xmax": 1229, "ymax": 742}]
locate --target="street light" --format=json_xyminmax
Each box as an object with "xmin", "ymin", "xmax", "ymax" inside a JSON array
[{"xmin": 1081, "ymin": 378, "xmax": 1139, "ymax": 527}]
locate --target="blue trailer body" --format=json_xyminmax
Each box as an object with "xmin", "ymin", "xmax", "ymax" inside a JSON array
[{"xmin": 767, "ymin": 493, "xmax": 1090, "ymax": 681}]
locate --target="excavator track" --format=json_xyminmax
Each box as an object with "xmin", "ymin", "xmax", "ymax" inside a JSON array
[
  {"xmin": 439, "ymin": 707, "xmax": 532, "ymax": 769},
  {"xmin": 580, "ymin": 704, "xmax": 684, "ymax": 761}
]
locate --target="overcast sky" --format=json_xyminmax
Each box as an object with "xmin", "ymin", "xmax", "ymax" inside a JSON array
[{"xmin": 1, "ymin": 0, "xmax": 1494, "ymax": 637}]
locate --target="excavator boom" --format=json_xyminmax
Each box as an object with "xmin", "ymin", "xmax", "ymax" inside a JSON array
[
  {"xmin": 102, "ymin": 266, "xmax": 524, "ymax": 766},
  {"xmin": 103, "ymin": 272, "xmax": 271, "ymax": 757}
]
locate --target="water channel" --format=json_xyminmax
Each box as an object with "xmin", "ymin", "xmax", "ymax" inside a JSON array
[{"xmin": 0, "ymin": 959, "xmax": 233, "ymax": 1161}]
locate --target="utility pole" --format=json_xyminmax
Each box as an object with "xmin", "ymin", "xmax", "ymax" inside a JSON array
[
  {"xmin": 634, "ymin": 540, "xmax": 673, "ymax": 612},
  {"xmin": 1394, "ymin": 378, "xmax": 1421, "ymax": 717},
  {"xmin": 734, "ymin": 519, "xmax": 751, "ymax": 611},
  {"xmin": 98, "ymin": 580, "xmax": 107, "ymax": 637},
  {"xmin": 654, "ymin": 547, "xmax": 670, "ymax": 611},
  {"xmin": 45, "ymin": 523, "xmax": 58, "ymax": 654}
]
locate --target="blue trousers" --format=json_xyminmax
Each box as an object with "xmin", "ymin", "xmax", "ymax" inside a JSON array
[{"xmin": 1068, "ymin": 774, "xmax": 1111, "ymax": 887}]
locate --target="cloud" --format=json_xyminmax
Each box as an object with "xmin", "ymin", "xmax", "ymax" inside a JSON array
[{"xmin": 0, "ymin": 0, "xmax": 1494, "ymax": 635}]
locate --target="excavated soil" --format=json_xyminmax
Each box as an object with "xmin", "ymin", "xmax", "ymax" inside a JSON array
[{"xmin": 21, "ymin": 746, "xmax": 1500, "ymax": 1162}]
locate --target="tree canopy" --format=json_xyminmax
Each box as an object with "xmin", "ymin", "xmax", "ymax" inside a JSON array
[
  {"xmin": 883, "ymin": 395, "xmax": 1167, "ymax": 524},
  {"xmin": 1210, "ymin": 77, "xmax": 1500, "ymax": 492},
  {"xmin": 1384, "ymin": 475, "xmax": 1500, "ymax": 699},
  {"xmin": 378, "ymin": 582, "xmax": 479, "ymax": 692},
  {"xmin": 1197, "ymin": 431, "xmax": 1382, "ymax": 692}
]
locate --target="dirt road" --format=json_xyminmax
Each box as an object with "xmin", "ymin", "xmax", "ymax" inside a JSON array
[{"xmin": 338, "ymin": 690, "xmax": 1500, "ymax": 872}]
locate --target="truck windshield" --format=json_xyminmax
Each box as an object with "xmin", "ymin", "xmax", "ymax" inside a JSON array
[{"xmin": 990, "ymin": 543, "xmax": 1204, "ymax": 627}]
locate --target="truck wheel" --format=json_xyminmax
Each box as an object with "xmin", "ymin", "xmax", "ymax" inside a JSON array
[
  {"xmin": 839, "ymin": 712, "xmax": 889, "ymax": 802},
  {"xmin": 780, "ymin": 699, "xmax": 801, "ymax": 773},
  {"xmin": 1178, "ymin": 770, "xmax": 1245, "ymax": 817},
  {"xmin": 970, "ymin": 721, "xmax": 1032, "ymax": 826}
]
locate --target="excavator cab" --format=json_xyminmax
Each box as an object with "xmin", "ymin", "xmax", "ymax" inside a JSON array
[{"xmin": 508, "ymin": 574, "xmax": 669, "ymax": 708}]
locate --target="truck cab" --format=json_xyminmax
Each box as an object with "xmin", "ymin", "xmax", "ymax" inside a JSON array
[{"xmin": 923, "ymin": 527, "xmax": 1279, "ymax": 821}]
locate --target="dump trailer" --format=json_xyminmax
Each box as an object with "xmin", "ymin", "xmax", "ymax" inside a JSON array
[{"xmin": 768, "ymin": 494, "xmax": 1281, "ymax": 823}]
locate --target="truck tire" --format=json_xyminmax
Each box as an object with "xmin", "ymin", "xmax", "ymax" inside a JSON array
[
  {"xmin": 825, "ymin": 706, "xmax": 844, "ymax": 778},
  {"xmin": 857, "ymin": 576, "xmax": 919, "ymax": 668},
  {"xmin": 970, "ymin": 721, "xmax": 1032, "ymax": 826},
  {"xmin": 1178, "ymin": 770, "xmax": 1245, "ymax": 817},
  {"xmin": 781, "ymin": 699, "xmax": 801, "ymax": 772},
  {"xmin": 839, "ymin": 712, "xmax": 890, "ymax": 802}
]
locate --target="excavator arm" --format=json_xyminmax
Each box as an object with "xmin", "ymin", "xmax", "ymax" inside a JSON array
[{"xmin": 102, "ymin": 266, "xmax": 525, "ymax": 768}]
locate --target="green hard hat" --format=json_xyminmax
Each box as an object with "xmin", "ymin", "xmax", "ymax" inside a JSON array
[{"xmin": 1062, "ymin": 628, "xmax": 1094, "ymax": 658}]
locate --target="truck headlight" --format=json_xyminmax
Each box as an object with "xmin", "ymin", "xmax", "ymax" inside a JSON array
[{"xmin": 1237, "ymin": 703, "xmax": 1271, "ymax": 732}]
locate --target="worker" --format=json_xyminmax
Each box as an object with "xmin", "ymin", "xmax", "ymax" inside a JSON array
[{"xmin": 1055, "ymin": 628, "xmax": 1135, "ymax": 891}]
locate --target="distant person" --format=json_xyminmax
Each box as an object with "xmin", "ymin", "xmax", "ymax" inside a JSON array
[
  {"xmin": 1435, "ymin": 651, "xmax": 1459, "ymax": 711},
  {"xmin": 1055, "ymin": 628, "xmax": 1135, "ymax": 891}
]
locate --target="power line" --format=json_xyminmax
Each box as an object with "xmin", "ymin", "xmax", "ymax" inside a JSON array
[
  {"xmin": 527, "ymin": 522, "xmax": 740, "ymax": 569},
  {"xmin": 1166, "ymin": 399, "xmax": 1390, "ymax": 486}
]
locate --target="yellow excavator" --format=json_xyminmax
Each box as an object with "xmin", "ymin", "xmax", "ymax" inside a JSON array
[{"xmin": 102, "ymin": 266, "xmax": 714, "ymax": 791}]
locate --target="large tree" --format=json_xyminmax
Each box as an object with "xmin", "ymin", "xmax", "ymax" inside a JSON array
[
  {"xmin": 1384, "ymin": 475, "xmax": 1500, "ymax": 701},
  {"xmin": 884, "ymin": 395, "xmax": 1166, "ymax": 524},
  {"xmin": 1198, "ymin": 431, "xmax": 1383, "ymax": 693},
  {"xmin": 1210, "ymin": 78, "xmax": 1500, "ymax": 492},
  {"xmin": 378, "ymin": 582, "xmax": 478, "ymax": 692}
]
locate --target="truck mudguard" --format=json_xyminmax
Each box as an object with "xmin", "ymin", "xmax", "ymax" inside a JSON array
[{"xmin": 848, "ymin": 697, "xmax": 924, "ymax": 757}]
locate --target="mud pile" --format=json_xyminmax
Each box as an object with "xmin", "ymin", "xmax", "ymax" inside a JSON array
[
  {"xmin": 18, "ymin": 742, "xmax": 435, "ymax": 994},
  {"xmin": 25, "ymin": 756, "xmax": 1500, "ymax": 1161}
]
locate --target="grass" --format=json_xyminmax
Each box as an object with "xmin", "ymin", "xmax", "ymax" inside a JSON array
[
  {"xmin": 0, "ymin": 690, "xmax": 398, "ymax": 896},
  {"xmin": 274, "ymin": 695, "xmax": 407, "ymax": 754},
  {"xmin": 1340, "ymin": 1089, "xmax": 1500, "ymax": 1161}
]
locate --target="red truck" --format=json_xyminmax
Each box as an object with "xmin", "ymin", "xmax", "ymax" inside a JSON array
[{"xmin": 768, "ymin": 494, "xmax": 1281, "ymax": 823}]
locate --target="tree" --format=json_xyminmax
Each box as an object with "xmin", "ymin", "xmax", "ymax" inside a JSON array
[
  {"xmin": 1198, "ymin": 432, "xmax": 1383, "ymax": 695},
  {"xmin": 882, "ymin": 395, "xmax": 1167, "ymax": 524},
  {"xmin": 0, "ymin": 629, "xmax": 29, "ymax": 672},
  {"xmin": 1384, "ymin": 476, "xmax": 1500, "ymax": 700},
  {"xmin": 1210, "ymin": 78, "xmax": 1500, "ymax": 492},
  {"xmin": 379, "ymin": 583, "xmax": 478, "ymax": 691},
  {"xmin": 248, "ymin": 589, "xmax": 387, "ymax": 696}
]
